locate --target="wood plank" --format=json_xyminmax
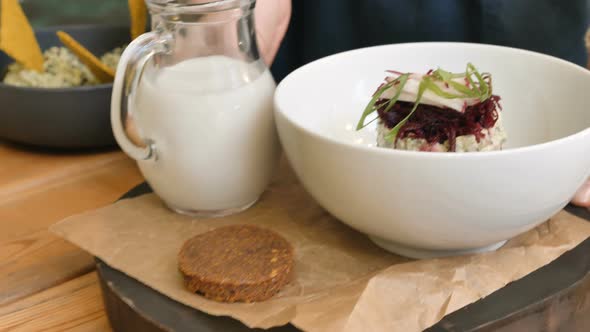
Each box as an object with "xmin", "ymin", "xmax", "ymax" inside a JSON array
[
  {"xmin": 0, "ymin": 144, "xmax": 126, "ymax": 200},
  {"xmin": 0, "ymin": 156, "xmax": 143, "ymax": 242},
  {"xmin": 0, "ymin": 146, "xmax": 144, "ymax": 306},
  {"xmin": 0, "ymin": 230, "xmax": 94, "ymax": 306},
  {"xmin": 0, "ymin": 272, "xmax": 112, "ymax": 332}
]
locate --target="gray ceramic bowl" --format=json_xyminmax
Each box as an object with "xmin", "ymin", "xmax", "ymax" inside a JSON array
[{"xmin": 0, "ymin": 25, "xmax": 129, "ymax": 148}]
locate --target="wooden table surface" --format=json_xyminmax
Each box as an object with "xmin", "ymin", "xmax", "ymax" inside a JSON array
[{"xmin": 0, "ymin": 141, "xmax": 143, "ymax": 332}]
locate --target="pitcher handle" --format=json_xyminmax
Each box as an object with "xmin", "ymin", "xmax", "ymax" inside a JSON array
[{"xmin": 111, "ymin": 31, "xmax": 170, "ymax": 161}]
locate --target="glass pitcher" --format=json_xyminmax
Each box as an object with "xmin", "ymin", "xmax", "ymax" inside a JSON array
[{"xmin": 111, "ymin": 0, "xmax": 280, "ymax": 217}]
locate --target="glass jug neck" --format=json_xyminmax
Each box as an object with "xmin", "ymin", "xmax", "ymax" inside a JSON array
[
  {"xmin": 147, "ymin": 0, "xmax": 255, "ymax": 24},
  {"xmin": 147, "ymin": 0, "xmax": 261, "ymax": 64}
]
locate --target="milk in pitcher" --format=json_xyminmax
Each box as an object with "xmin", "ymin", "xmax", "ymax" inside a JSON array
[{"xmin": 134, "ymin": 56, "xmax": 280, "ymax": 215}]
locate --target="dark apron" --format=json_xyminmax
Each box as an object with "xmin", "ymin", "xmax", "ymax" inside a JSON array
[{"xmin": 271, "ymin": 0, "xmax": 589, "ymax": 81}]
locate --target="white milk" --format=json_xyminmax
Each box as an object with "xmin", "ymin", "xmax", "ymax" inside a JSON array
[{"xmin": 134, "ymin": 56, "xmax": 279, "ymax": 215}]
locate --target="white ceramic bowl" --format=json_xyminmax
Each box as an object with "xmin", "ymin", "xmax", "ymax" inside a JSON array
[{"xmin": 274, "ymin": 43, "xmax": 590, "ymax": 259}]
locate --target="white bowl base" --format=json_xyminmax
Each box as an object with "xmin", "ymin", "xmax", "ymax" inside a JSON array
[
  {"xmin": 166, "ymin": 197, "xmax": 259, "ymax": 218},
  {"xmin": 369, "ymin": 236, "xmax": 508, "ymax": 259}
]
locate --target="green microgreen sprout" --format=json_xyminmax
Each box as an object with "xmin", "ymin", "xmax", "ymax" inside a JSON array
[{"xmin": 355, "ymin": 74, "xmax": 409, "ymax": 130}]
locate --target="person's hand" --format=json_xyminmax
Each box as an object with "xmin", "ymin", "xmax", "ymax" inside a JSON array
[
  {"xmin": 577, "ymin": 32, "xmax": 590, "ymax": 208},
  {"xmin": 573, "ymin": 180, "xmax": 590, "ymax": 207},
  {"xmin": 255, "ymin": 0, "xmax": 291, "ymax": 65}
]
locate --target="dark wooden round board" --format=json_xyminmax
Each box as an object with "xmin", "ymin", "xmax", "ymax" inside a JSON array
[{"xmin": 96, "ymin": 183, "xmax": 590, "ymax": 332}]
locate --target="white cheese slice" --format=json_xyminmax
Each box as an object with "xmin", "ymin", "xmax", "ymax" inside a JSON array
[{"xmin": 380, "ymin": 73, "xmax": 482, "ymax": 112}]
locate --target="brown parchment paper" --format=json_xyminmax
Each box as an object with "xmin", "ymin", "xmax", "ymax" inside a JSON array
[{"xmin": 51, "ymin": 161, "xmax": 590, "ymax": 332}]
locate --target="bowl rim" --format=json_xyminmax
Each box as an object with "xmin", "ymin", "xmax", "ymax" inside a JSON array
[
  {"xmin": 0, "ymin": 24, "xmax": 128, "ymax": 92},
  {"xmin": 275, "ymin": 41, "xmax": 590, "ymax": 160}
]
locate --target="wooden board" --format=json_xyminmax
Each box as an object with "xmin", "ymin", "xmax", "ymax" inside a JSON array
[
  {"xmin": 0, "ymin": 141, "xmax": 143, "ymax": 332},
  {"xmin": 0, "ymin": 144, "xmax": 143, "ymax": 307},
  {"xmin": 0, "ymin": 272, "xmax": 111, "ymax": 332},
  {"xmin": 97, "ymin": 183, "xmax": 590, "ymax": 332}
]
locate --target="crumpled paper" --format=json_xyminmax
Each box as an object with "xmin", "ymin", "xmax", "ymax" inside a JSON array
[{"xmin": 51, "ymin": 161, "xmax": 590, "ymax": 332}]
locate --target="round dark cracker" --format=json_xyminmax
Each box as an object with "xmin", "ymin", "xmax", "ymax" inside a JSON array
[{"xmin": 178, "ymin": 224, "xmax": 294, "ymax": 303}]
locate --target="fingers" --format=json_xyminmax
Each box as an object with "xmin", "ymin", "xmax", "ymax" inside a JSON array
[
  {"xmin": 255, "ymin": 0, "xmax": 291, "ymax": 65},
  {"xmin": 572, "ymin": 179, "xmax": 590, "ymax": 208}
]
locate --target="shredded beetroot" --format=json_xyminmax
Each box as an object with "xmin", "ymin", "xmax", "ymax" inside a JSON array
[{"xmin": 377, "ymin": 96, "xmax": 502, "ymax": 151}]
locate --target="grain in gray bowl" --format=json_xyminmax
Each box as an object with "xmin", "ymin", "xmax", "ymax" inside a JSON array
[{"xmin": 0, "ymin": 25, "xmax": 129, "ymax": 148}]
